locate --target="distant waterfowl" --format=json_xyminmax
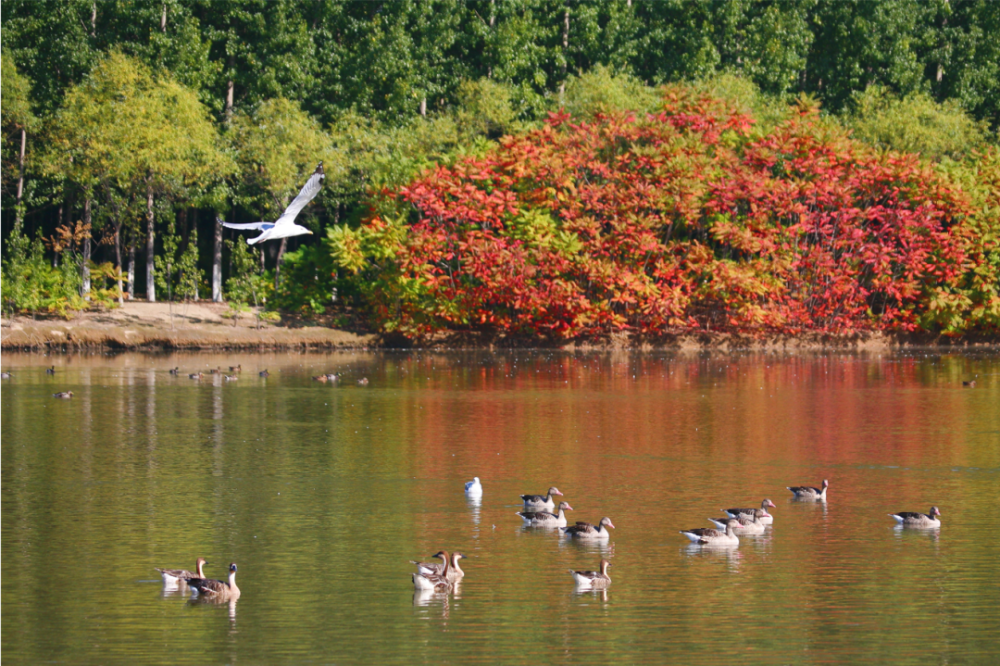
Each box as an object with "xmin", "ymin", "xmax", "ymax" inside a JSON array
[
  {"xmin": 411, "ymin": 551, "xmax": 466, "ymax": 582},
  {"xmin": 570, "ymin": 558, "xmax": 612, "ymax": 590},
  {"xmin": 680, "ymin": 520, "xmax": 740, "ymax": 546},
  {"xmin": 46, "ymin": 365, "xmax": 55, "ymax": 375},
  {"xmin": 155, "ymin": 557, "xmax": 207, "ymax": 586},
  {"xmin": 788, "ymin": 479, "xmax": 828, "ymax": 500},
  {"xmin": 168, "ymin": 367, "xmax": 180, "ymax": 375},
  {"xmin": 313, "ymin": 374, "xmax": 329, "ymax": 382},
  {"xmin": 52, "ymin": 391, "xmax": 73, "ymax": 399},
  {"xmin": 186, "ymin": 562, "xmax": 240, "ymax": 600},
  {"xmin": 208, "ymin": 367, "xmax": 222, "ymax": 375},
  {"xmin": 412, "ymin": 551, "xmax": 453, "ymax": 592},
  {"xmin": 229, "ymin": 365, "xmax": 242, "ymax": 373},
  {"xmin": 962, "ymin": 380, "xmax": 976, "ymax": 388},
  {"xmin": 709, "ymin": 514, "xmax": 765, "ymax": 534},
  {"xmin": 357, "ymin": 377, "xmax": 369, "ymax": 386},
  {"xmin": 724, "ymin": 499, "xmax": 776, "ymax": 524},
  {"xmin": 224, "ymin": 375, "xmax": 238, "ymax": 381},
  {"xmin": 259, "ymin": 369, "xmax": 269, "ymax": 377},
  {"xmin": 521, "ymin": 487, "xmax": 564, "ymax": 512},
  {"xmin": 889, "ymin": 506, "xmax": 941, "ymax": 528},
  {"xmin": 464, "ymin": 477, "xmax": 483, "ymax": 497},
  {"xmin": 518, "ymin": 501, "xmax": 573, "ymax": 527},
  {"xmin": 561, "ymin": 517, "xmax": 615, "ymax": 540},
  {"xmin": 188, "ymin": 372, "xmax": 203, "ymax": 380},
  {"xmin": 1, "ymin": 371, "xmax": 11, "ymax": 379}
]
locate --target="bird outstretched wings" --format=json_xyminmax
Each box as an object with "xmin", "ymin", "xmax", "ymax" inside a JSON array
[{"xmin": 223, "ymin": 162, "xmax": 324, "ymax": 244}]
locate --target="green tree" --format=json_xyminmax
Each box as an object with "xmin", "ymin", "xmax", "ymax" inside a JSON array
[{"xmin": 1, "ymin": 53, "xmax": 38, "ymax": 228}]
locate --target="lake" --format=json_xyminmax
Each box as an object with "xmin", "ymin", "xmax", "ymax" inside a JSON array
[{"xmin": 2, "ymin": 349, "xmax": 998, "ymax": 664}]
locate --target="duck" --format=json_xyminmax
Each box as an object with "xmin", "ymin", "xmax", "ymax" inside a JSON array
[
  {"xmin": 52, "ymin": 391, "xmax": 74, "ymax": 399},
  {"xmin": 313, "ymin": 374, "xmax": 330, "ymax": 382},
  {"xmin": 889, "ymin": 506, "xmax": 941, "ymax": 528},
  {"xmin": 326, "ymin": 373, "xmax": 341, "ymax": 381},
  {"xmin": 410, "ymin": 551, "xmax": 466, "ymax": 582},
  {"xmin": 188, "ymin": 372, "xmax": 203, "ymax": 380},
  {"xmin": 186, "ymin": 562, "xmax": 240, "ymax": 600},
  {"xmin": 561, "ymin": 517, "xmax": 615, "ymax": 540},
  {"xmin": 680, "ymin": 519, "xmax": 741, "ymax": 545},
  {"xmin": 962, "ymin": 380, "xmax": 976, "ymax": 388},
  {"xmin": 412, "ymin": 551, "xmax": 453, "ymax": 592},
  {"xmin": 518, "ymin": 501, "xmax": 573, "ymax": 527},
  {"xmin": 357, "ymin": 377, "xmax": 369, "ymax": 386},
  {"xmin": 1, "ymin": 371, "xmax": 12, "ymax": 379},
  {"xmin": 155, "ymin": 557, "xmax": 207, "ymax": 586},
  {"xmin": 259, "ymin": 369, "xmax": 269, "ymax": 377},
  {"xmin": 46, "ymin": 365, "xmax": 55, "ymax": 375},
  {"xmin": 168, "ymin": 367, "xmax": 180, "ymax": 375},
  {"xmin": 520, "ymin": 486, "xmax": 564, "ymax": 512},
  {"xmin": 788, "ymin": 479, "xmax": 828, "ymax": 500},
  {"xmin": 208, "ymin": 367, "xmax": 222, "ymax": 375},
  {"xmin": 709, "ymin": 513, "xmax": 766, "ymax": 534},
  {"xmin": 464, "ymin": 477, "xmax": 483, "ymax": 497},
  {"xmin": 570, "ymin": 558, "xmax": 612, "ymax": 590},
  {"xmin": 224, "ymin": 375, "xmax": 238, "ymax": 381},
  {"xmin": 723, "ymin": 499, "xmax": 776, "ymax": 524},
  {"xmin": 229, "ymin": 365, "xmax": 242, "ymax": 373}
]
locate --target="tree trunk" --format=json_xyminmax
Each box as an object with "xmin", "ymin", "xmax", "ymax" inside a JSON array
[
  {"xmin": 82, "ymin": 197, "xmax": 92, "ymax": 298},
  {"xmin": 114, "ymin": 225, "xmax": 124, "ymax": 305},
  {"xmin": 128, "ymin": 241, "xmax": 136, "ymax": 299},
  {"xmin": 213, "ymin": 213, "xmax": 223, "ymax": 302},
  {"xmin": 559, "ymin": 3, "xmax": 570, "ymax": 98},
  {"xmin": 275, "ymin": 237, "xmax": 288, "ymax": 289},
  {"xmin": 90, "ymin": 3, "xmax": 96, "ymax": 37},
  {"xmin": 161, "ymin": 3, "xmax": 167, "ymax": 32},
  {"xmin": 16, "ymin": 128, "xmax": 25, "ymax": 203},
  {"xmin": 420, "ymin": 97, "xmax": 427, "ymax": 117},
  {"xmin": 146, "ymin": 184, "xmax": 156, "ymax": 302},
  {"xmin": 225, "ymin": 56, "xmax": 235, "ymax": 123}
]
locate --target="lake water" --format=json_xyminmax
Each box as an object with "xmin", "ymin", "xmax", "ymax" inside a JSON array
[{"xmin": 2, "ymin": 350, "xmax": 998, "ymax": 665}]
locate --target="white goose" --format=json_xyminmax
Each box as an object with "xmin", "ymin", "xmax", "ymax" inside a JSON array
[
  {"xmin": 223, "ymin": 163, "xmax": 324, "ymax": 245},
  {"xmin": 570, "ymin": 558, "xmax": 612, "ymax": 590},
  {"xmin": 680, "ymin": 520, "xmax": 741, "ymax": 546},
  {"xmin": 464, "ymin": 477, "xmax": 483, "ymax": 498},
  {"xmin": 517, "ymin": 501, "xmax": 573, "ymax": 527},
  {"xmin": 889, "ymin": 506, "xmax": 941, "ymax": 528}
]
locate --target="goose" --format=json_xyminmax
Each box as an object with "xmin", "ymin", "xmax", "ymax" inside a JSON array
[
  {"xmin": 259, "ymin": 369, "xmax": 269, "ymax": 377},
  {"xmin": 709, "ymin": 513, "xmax": 766, "ymax": 534},
  {"xmin": 723, "ymin": 499, "xmax": 776, "ymax": 524},
  {"xmin": 155, "ymin": 557, "xmax": 207, "ymax": 586},
  {"xmin": 52, "ymin": 391, "xmax": 73, "ymax": 399},
  {"xmin": 962, "ymin": 380, "xmax": 976, "ymax": 388},
  {"xmin": 570, "ymin": 558, "xmax": 612, "ymax": 590},
  {"xmin": 188, "ymin": 372, "xmax": 203, "ymax": 380},
  {"xmin": 224, "ymin": 375, "xmax": 238, "ymax": 381},
  {"xmin": 889, "ymin": 506, "xmax": 941, "ymax": 528},
  {"xmin": 788, "ymin": 479, "xmax": 828, "ymax": 500},
  {"xmin": 521, "ymin": 487, "xmax": 564, "ymax": 511},
  {"xmin": 561, "ymin": 517, "xmax": 615, "ymax": 540},
  {"xmin": 46, "ymin": 365, "xmax": 55, "ymax": 375},
  {"xmin": 229, "ymin": 365, "xmax": 242, "ymax": 373},
  {"xmin": 518, "ymin": 501, "xmax": 573, "ymax": 527},
  {"xmin": 680, "ymin": 520, "xmax": 740, "ymax": 545},
  {"xmin": 208, "ymin": 367, "xmax": 222, "ymax": 375},
  {"xmin": 168, "ymin": 367, "xmax": 180, "ymax": 375},
  {"xmin": 1, "ymin": 371, "xmax": 12, "ymax": 379},
  {"xmin": 223, "ymin": 162, "xmax": 323, "ymax": 245},
  {"xmin": 412, "ymin": 551, "xmax": 453, "ymax": 592},
  {"xmin": 464, "ymin": 477, "xmax": 483, "ymax": 498},
  {"xmin": 312, "ymin": 374, "xmax": 330, "ymax": 382},
  {"xmin": 186, "ymin": 562, "xmax": 240, "ymax": 600},
  {"xmin": 410, "ymin": 551, "xmax": 466, "ymax": 582},
  {"xmin": 357, "ymin": 377, "xmax": 369, "ymax": 386}
]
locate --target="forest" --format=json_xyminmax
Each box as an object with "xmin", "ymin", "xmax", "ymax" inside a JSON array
[{"xmin": 2, "ymin": 0, "xmax": 999, "ymax": 337}]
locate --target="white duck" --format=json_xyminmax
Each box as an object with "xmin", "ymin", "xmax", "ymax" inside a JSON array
[{"xmin": 464, "ymin": 477, "xmax": 483, "ymax": 498}]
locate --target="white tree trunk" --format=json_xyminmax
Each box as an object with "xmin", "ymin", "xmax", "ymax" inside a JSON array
[
  {"xmin": 82, "ymin": 198, "xmax": 92, "ymax": 297},
  {"xmin": 146, "ymin": 185, "xmax": 156, "ymax": 302},
  {"xmin": 212, "ymin": 214, "xmax": 223, "ymax": 301}
]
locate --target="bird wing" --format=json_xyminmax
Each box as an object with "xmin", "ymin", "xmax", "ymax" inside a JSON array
[
  {"xmin": 222, "ymin": 221, "xmax": 276, "ymax": 231},
  {"xmin": 273, "ymin": 163, "xmax": 325, "ymax": 228}
]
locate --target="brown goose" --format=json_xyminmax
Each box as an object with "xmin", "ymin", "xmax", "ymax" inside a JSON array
[
  {"xmin": 570, "ymin": 558, "xmax": 612, "ymax": 590},
  {"xmin": 709, "ymin": 513, "xmax": 765, "ymax": 534},
  {"xmin": 411, "ymin": 551, "xmax": 466, "ymax": 582},
  {"xmin": 208, "ymin": 367, "xmax": 222, "ymax": 375},
  {"xmin": 520, "ymin": 487, "xmax": 564, "ymax": 512},
  {"xmin": 259, "ymin": 369, "xmax": 270, "ymax": 377},
  {"xmin": 561, "ymin": 517, "xmax": 615, "ymax": 540},
  {"xmin": 889, "ymin": 506, "xmax": 941, "ymax": 528},
  {"xmin": 46, "ymin": 365, "xmax": 55, "ymax": 375},
  {"xmin": 723, "ymin": 499, "xmax": 776, "ymax": 524},
  {"xmin": 962, "ymin": 380, "xmax": 976, "ymax": 388},
  {"xmin": 788, "ymin": 479, "xmax": 828, "ymax": 500},
  {"xmin": 188, "ymin": 372, "xmax": 203, "ymax": 380},
  {"xmin": 517, "ymin": 501, "xmax": 574, "ymax": 527},
  {"xmin": 52, "ymin": 391, "xmax": 74, "ymax": 399},
  {"xmin": 186, "ymin": 562, "xmax": 240, "ymax": 600},
  {"xmin": 224, "ymin": 375, "xmax": 238, "ymax": 381},
  {"xmin": 229, "ymin": 365, "xmax": 242, "ymax": 373},
  {"xmin": 155, "ymin": 557, "xmax": 207, "ymax": 586},
  {"xmin": 680, "ymin": 519, "xmax": 740, "ymax": 545},
  {"xmin": 412, "ymin": 551, "xmax": 453, "ymax": 591}
]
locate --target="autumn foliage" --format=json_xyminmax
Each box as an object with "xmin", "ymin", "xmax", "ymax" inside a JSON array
[{"xmin": 331, "ymin": 87, "xmax": 998, "ymax": 338}]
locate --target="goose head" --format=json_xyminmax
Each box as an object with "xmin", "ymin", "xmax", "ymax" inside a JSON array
[
  {"xmin": 599, "ymin": 517, "xmax": 615, "ymax": 530},
  {"xmin": 763, "ymin": 499, "xmax": 777, "ymax": 509},
  {"xmin": 557, "ymin": 501, "xmax": 574, "ymax": 512},
  {"xmin": 821, "ymin": 479, "xmax": 830, "ymax": 489},
  {"xmin": 548, "ymin": 487, "xmax": 563, "ymax": 497},
  {"xmin": 929, "ymin": 506, "xmax": 941, "ymax": 518}
]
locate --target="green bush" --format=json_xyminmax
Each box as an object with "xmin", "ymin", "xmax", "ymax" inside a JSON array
[{"xmin": 1, "ymin": 222, "xmax": 87, "ymax": 318}]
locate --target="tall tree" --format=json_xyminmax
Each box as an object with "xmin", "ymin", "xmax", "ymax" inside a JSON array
[{"xmin": 1, "ymin": 54, "xmax": 38, "ymax": 229}]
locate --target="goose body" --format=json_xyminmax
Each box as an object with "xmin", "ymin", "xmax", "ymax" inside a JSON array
[
  {"xmin": 187, "ymin": 563, "xmax": 240, "ymax": 600},
  {"xmin": 155, "ymin": 557, "xmax": 207, "ymax": 585},
  {"xmin": 168, "ymin": 367, "xmax": 180, "ymax": 375},
  {"xmin": 889, "ymin": 506, "xmax": 941, "ymax": 528},
  {"xmin": 521, "ymin": 487, "xmax": 563, "ymax": 511},
  {"xmin": 224, "ymin": 375, "xmax": 238, "ymax": 381},
  {"xmin": 464, "ymin": 477, "xmax": 483, "ymax": 497},
  {"xmin": 788, "ymin": 479, "xmax": 828, "ymax": 500},
  {"xmin": 709, "ymin": 514, "xmax": 765, "ymax": 534},
  {"xmin": 229, "ymin": 365, "xmax": 242, "ymax": 373},
  {"xmin": 518, "ymin": 502, "xmax": 573, "ymax": 527},
  {"xmin": 1, "ymin": 372, "xmax": 12, "ymax": 379},
  {"xmin": 680, "ymin": 520, "xmax": 741, "ymax": 545},
  {"xmin": 412, "ymin": 551, "xmax": 454, "ymax": 591},
  {"xmin": 46, "ymin": 365, "xmax": 55, "ymax": 375},
  {"xmin": 188, "ymin": 372, "xmax": 203, "ymax": 380},
  {"xmin": 723, "ymin": 499, "xmax": 776, "ymax": 524},
  {"xmin": 52, "ymin": 391, "xmax": 73, "ymax": 399},
  {"xmin": 570, "ymin": 558, "xmax": 612, "ymax": 589},
  {"xmin": 411, "ymin": 551, "xmax": 466, "ymax": 582},
  {"xmin": 561, "ymin": 516, "xmax": 615, "ymax": 540},
  {"xmin": 259, "ymin": 369, "xmax": 269, "ymax": 377},
  {"xmin": 357, "ymin": 377, "xmax": 369, "ymax": 386},
  {"xmin": 208, "ymin": 367, "xmax": 222, "ymax": 375}
]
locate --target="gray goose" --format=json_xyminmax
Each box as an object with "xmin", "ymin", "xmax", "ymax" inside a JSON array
[
  {"xmin": 520, "ymin": 487, "xmax": 564, "ymax": 512},
  {"xmin": 186, "ymin": 562, "xmax": 240, "ymax": 600},
  {"xmin": 412, "ymin": 550, "xmax": 453, "ymax": 591},
  {"xmin": 723, "ymin": 499, "xmax": 776, "ymax": 524},
  {"xmin": 518, "ymin": 501, "xmax": 573, "ymax": 527},
  {"xmin": 709, "ymin": 513, "xmax": 765, "ymax": 534},
  {"xmin": 410, "ymin": 551, "xmax": 466, "ymax": 582},
  {"xmin": 155, "ymin": 557, "xmax": 207, "ymax": 586},
  {"xmin": 680, "ymin": 519, "xmax": 741, "ymax": 545},
  {"xmin": 889, "ymin": 506, "xmax": 941, "ymax": 528},
  {"xmin": 570, "ymin": 558, "xmax": 612, "ymax": 590},
  {"xmin": 561, "ymin": 517, "xmax": 615, "ymax": 540},
  {"xmin": 52, "ymin": 391, "xmax": 73, "ymax": 399},
  {"xmin": 788, "ymin": 479, "xmax": 828, "ymax": 500}
]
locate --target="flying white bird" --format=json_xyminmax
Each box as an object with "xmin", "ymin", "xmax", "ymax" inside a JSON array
[{"xmin": 223, "ymin": 162, "xmax": 324, "ymax": 244}]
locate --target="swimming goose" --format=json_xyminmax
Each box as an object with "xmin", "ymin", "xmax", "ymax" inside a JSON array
[
  {"xmin": 788, "ymin": 479, "xmax": 828, "ymax": 500},
  {"xmin": 229, "ymin": 365, "xmax": 242, "ymax": 373},
  {"xmin": 313, "ymin": 374, "xmax": 331, "ymax": 382},
  {"xmin": 412, "ymin": 551, "xmax": 453, "ymax": 592},
  {"xmin": 188, "ymin": 372, "xmax": 203, "ymax": 380},
  {"xmin": 411, "ymin": 551, "xmax": 466, "ymax": 581},
  {"xmin": 889, "ymin": 506, "xmax": 941, "ymax": 528},
  {"xmin": 561, "ymin": 517, "xmax": 615, "ymax": 539},
  {"xmin": 186, "ymin": 562, "xmax": 240, "ymax": 600},
  {"xmin": 208, "ymin": 367, "xmax": 222, "ymax": 375},
  {"xmin": 168, "ymin": 367, "xmax": 180, "ymax": 375},
  {"xmin": 680, "ymin": 520, "xmax": 741, "ymax": 545},
  {"xmin": 224, "ymin": 375, "xmax": 238, "ymax": 381},
  {"xmin": 259, "ymin": 369, "xmax": 269, "ymax": 377},
  {"xmin": 962, "ymin": 380, "xmax": 976, "ymax": 388},
  {"xmin": 724, "ymin": 499, "xmax": 776, "ymax": 524},
  {"xmin": 518, "ymin": 502, "xmax": 573, "ymax": 527},
  {"xmin": 46, "ymin": 365, "xmax": 55, "ymax": 375},
  {"xmin": 464, "ymin": 477, "xmax": 483, "ymax": 497},
  {"xmin": 155, "ymin": 557, "xmax": 207, "ymax": 585},
  {"xmin": 1, "ymin": 371, "xmax": 11, "ymax": 379},
  {"xmin": 357, "ymin": 377, "xmax": 369, "ymax": 386},
  {"xmin": 521, "ymin": 487, "xmax": 564, "ymax": 511},
  {"xmin": 570, "ymin": 558, "xmax": 612, "ymax": 589},
  {"xmin": 709, "ymin": 514, "xmax": 765, "ymax": 534},
  {"xmin": 52, "ymin": 391, "xmax": 74, "ymax": 399}
]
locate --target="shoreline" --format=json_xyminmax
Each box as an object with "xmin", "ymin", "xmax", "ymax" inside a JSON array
[{"xmin": 2, "ymin": 303, "xmax": 999, "ymax": 353}]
